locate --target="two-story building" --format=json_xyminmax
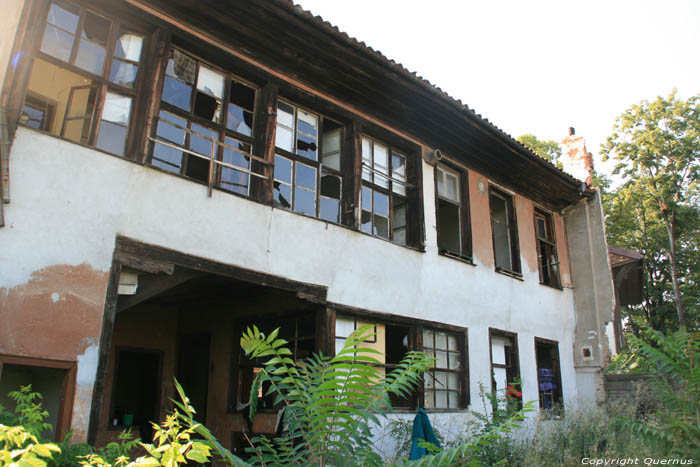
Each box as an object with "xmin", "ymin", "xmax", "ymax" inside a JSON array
[{"xmin": 0, "ymin": 0, "xmax": 614, "ymax": 454}]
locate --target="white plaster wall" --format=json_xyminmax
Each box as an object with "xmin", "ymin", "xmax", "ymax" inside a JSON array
[{"xmin": 1, "ymin": 129, "xmax": 581, "ymax": 434}]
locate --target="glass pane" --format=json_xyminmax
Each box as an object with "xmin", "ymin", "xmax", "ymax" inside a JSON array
[
  {"xmin": 156, "ymin": 111, "xmax": 186, "ymax": 145},
  {"xmin": 423, "ymin": 329, "xmax": 434, "ymax": 348},
  {"xmin": 362, "ymin": 137, "xmax": 372, "ymax": 163},
  {"xmin": 335, "ymin": 339, "xmax": 346, "ymax": 355},
  {"xmin": 438, "ymin": 200, "xmax": 460, "ymax": 253},
  {"xmin": 167, "ymin": 49, "xmax": 196, "ymax": 83},
  {"xmin": 424, "ymin": 390, "xmax": 434, "ymax": 409},
  {"xmin": 321, "ymin": 174, "xmax": 341, "ymax": 199},
  {"xmin": 448, "ymin": 391, "xmax": 459, "ymax": 409},
  {"xmin": 361, "ymin": 186, "xmax": 372, "ymax": 212},
  {"xmin": 393, "ymin": 197, "xmax": 406, "ymax": 228},
  {"xmin": 392, "ymin": 153, "xmax": 406, "ymax": 195},
  {"xmin": 226, "ymin": 106, "xmax": 252, "ymax": 136},
  {"xmin": 152, "ymin": 143, "xmax": 182, "ymax": 172},
  {"xmin": 445, "ymin": 172, "xmax": 459, "ymax": 202},
  {"xmin": 375, "ymin": 173, "xmax": 389, "ymax": 189},
  {"xmin": 110, "ymin": 59, "xmax": 138, "ymax": 88},
  {"xmin": 229, "ymin": 80, "xmax": 255, "ymax": 111},
  {"xmin": 47, "ymin": 3, "xmax": 79, "ymax": 32},
  {"xmin": 81, "ymin": 11, "xmax": 110, "ymax": 45},
  {"xmin": 63, "ymin": 118, "xmax": 90, "ymax": 144},
  {"xmin": 220, "ymin": 166, "xmax": 248, "ymax": 195},
  {"xmin": 435, "ymin": 351, "xmax": 448, "ymax": 368},
  {"xmin": 75, "ymin": 39, "xmax": 106, "ymax": 75},
  {"xmin": 296, "ymin": 131, "xmax": 318, "ymax": 160},
  {"xmin": 448, "ymin": 334, "xmax": 458, "ymax": 351},
  {"xmin": 275, "ymin": 125, "xmax": 294, "ymax": 152},
  {"xmin": 434, "ymin": 371, "xmax": 447, "ymax": 389},
  {"xmin": 274, "ymin": 183, "xmax": 292, "ymax": 209},
  {"xmin": 95, "ymin": 120, "xmax": 127, "ymax": 155},
  {"xmin": 361, "ymin": 209, "xmax": 371, "ymax": 234},
  {"xmin": 295, "ymin": 162, "xmax": 316, "ymax": 191},
  {"xmin": 162, "ymin": 76, "xmax": 192, "ymax": 111},
  {"xmin": 277, "ymin": 102, "xmax": 294, "ymax": 128},
  {"xmin": 40, "ymin": 24, "xmax": 74, "ymax": 62},
  {"xmin": 189, "ymin": 123, "xmax": 217, "ymax": 158},
  {"xmin": 373, "ymin": 214, "xmax": 389, "ymax": 238},
  {"xmin": 424, "ymin": 371, "xmax": 434, "ymax": 389},
  {"xmin": 223, "ymin": 138, "xmax": 251, "ymax": 169},
  {"xmin": 113, "ymin": 33, "xmax": 142, "ymax": 62},
  {"xmin": 537, "ymin": 217, "xmax": 547, "ymax": 239},
  {"xmin": 374, "ymin": 144, "xmax": 388, "ymax": 173},
  {"xmin": 435, "ymin": 391, "xmax": 448, "ymax": 408},
  {"xmin": 448, "ymin": 352, "xmax": 461, "ymax": 370},
  {"xmin": 335, "ymin": 317, "xmax": 355, "ymax": 338},
  {"xmin": 102, "ymin": 93, "xmax": 131, "ymax": 125},
  {"xmin": 22, "ymin": 104, "xmax": 46, "ymax": 130},
  {"xmin": 374, "ymin": 191, "xmax": 389, "ymax": 217},
  {"xmin": 297, "ymin": 109, "xmax": 317, "ymax": 136},
  {"xmin": 274, "ymin": 155, "xmax": 292, "ymax": 184},
  {"xmin": 320, "ymin": 197, "xmax": 339, "ymax": 223},
  {"xmin": 194, "ymin": 90, "xmax": 221, "ymax": 122},
  {"xmin": 197, "ymin": 66, "xmax": 224, "ymax": 99},
  {"xmin": 448, "ymin": 372, "xmax": 459, "ymax": 390},
  {"xmin": 322, "ymin": 128, "xmax": 341, "ymax": 170},
  {"xmin": 294, "ymin": 188, "xmax": 315, "ymax": 216},
  {"xmin": 436, "ymin": 332, "xmax": 448, "ymax": 350},
  {"xmin": 221, "ymin": 138, "xmax": 251, "ymax": 196}
]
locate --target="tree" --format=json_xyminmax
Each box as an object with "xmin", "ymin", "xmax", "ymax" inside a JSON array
[
  {"xmin": 602, "ymin": 90, "xmax": 700, "ymax": 329},
  {"xmin": 516, "ymin": 134, "xmax": 562, "ymax": 167}
]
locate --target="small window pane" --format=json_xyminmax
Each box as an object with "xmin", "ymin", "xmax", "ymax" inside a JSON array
[
  {"xmin": 189, "ymin": 123, "xmax": 217, "ymax": 158},
  {"xmin": 320, "ymin": 197, "xmax": 340, "ymax": 223},
  {"xmin": 275, "ymin": 126, "xmax": 294, "ymax": 152},
  {"xmin": 424, "ymin": 390, "xmax": 434, "ymax": 409},
  {"xmin": 162, "ymin": 76, "xmax": 192, "ymax": 111},
  {"xmin": 277, "ymin": 102, "xmax": 294, "ymax": 128},
  {"xmin": 434, "ymin": 371, "xmax": 447, "ymax": 389},
  {"xmin": 362, "ymin": 138, "xmax": 372, "ymax": 164},
  {"xmin": 81, "ymin": 11, "xmax": 110, "ymax": 45},
  {"xmin": 47, "ymin": 3, "xmax": 80, "ymax": 32},
  {"xmin": 321, "ymin": 174, "xmax": 341, "ymax": 199},
  {"xmin": 40, "ymin": 24, "xmax": 74, "ymax": 62},
  {"xmin": 297, "ymin": 110, "xmax": 317, "ymax": 136},
  {"xmin": 436, "ymin": 332, "xmax": 448, "ymax": 350},
  {"xmin": 448, "ymin": 352, "xmax": 461, "ymax": 370},
  {"xmin": 361, "ymin": 186, "xmax": 372, "ymax": 212},
  {"xmin": 374, "ymin": 144, "xmax": 388, "ymax": 173},
  {"xmin": 221, "ymin": 138, "xmax": 251, "ymax": 195},
  {"xmin": 229, "ymin": 81, "xmax": 255, "ymax": 111},
  {"xmin": 423, "ymin": 329, "xmax": 434, "ymax": 347},
  {"xmin": 167, "ymin": 49, "xmax": 196, "ymax": 83},
  {"xmin": 373, "ymin": 214, "xmax": 389, "ymax": 238},
  {"xmin": 296, "ymin": 131, "xmax": 317, "ymax": 160},
  {"xmin": 436, "ymin": 351, "xmax": 448, "ymax": 368},
  {"xmin": 75, "ymin": 39, "xmax": 106, "ymax": 75},
  {"xmin": 152, "ymin": 144, "xmax": 183, "ymax": 172},
  {"xmin": 113, "ymin": 33, "xmax": 142, "ymax": 62},
  {"xmin": 322, "ymin": 128, "xmax": 341, "ymax": 171},
  {"xmin": 156, "ymin": 111, "xmax": 186, "ymax": 145},
  {"xmin": 445, "ymin": 172, "xmax": 459, "ymax": 201},
  {"xmin": 274, "ymin": 183, "xmax": 292, "ymax": 209},
  {"xmin": 110, "ymin": 60, "xmax": 138, "ymax": 88},
  {"xmin": 102, "ymin": 93, "xmax": 131, "ymax": 125},
  {"xmin": 95, "ymin": 121, "xmax": 127, "ymax": 155},
  {"xmin": 436, "ymin": 390, "xmax": 448, "ymax": 408},
  {"xmin": 197, "ymin": 66, "xmax": 224, "ymax": 99},
  {"xmin": 295, "ymin": 162, "xmax": 316, "ymax": 191},
  {"xmin": 194, "ymin": 90, "xmax": 221, "ymax": 122},
  {"xmin": 335, "ymin": 317, "xmax": 355, "ymax": 339},
  {"xmin": 294, "ymin": 188, "xmax": 315, "ymax": 216},
  {"xmin": 361, "ymin": 209, "xmax": 371, "ymax": 234},
  {"xmin": 226, "ymin": 106, "xmax": 253, "ymax": 136},
  {"xmin": 448, "ymin": 391, "xmax": 459, "ymax": 408},
  {"xmin": 374, "ymin": 191, "xmax": 389, "ymax": 217},
  {"xmin": 448, "ymin": 334, "xmax": 458, "ymax": 350},
  {"xmin": 274, "ymin": 156, "xmax": 292, "ymax": 184}
]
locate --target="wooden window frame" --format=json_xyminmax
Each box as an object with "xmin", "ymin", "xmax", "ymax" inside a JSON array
[
  {"xmin": 0, "ymin": 353, "xmax": 77, "ymax": 442},
  {"xmin": 534, "ymin": 208, "xmax": 561, "ymax": 289},
  {"xmin": 534, "ymin": 337, "xmax": 564, "ymax": 414},
  {"xmin": 434, "ymin": 161, "xmax": 472, "ymax": 262},
  {"xmin": 272, "ymin": 99, "xmax": 343, "ymax": 223},
  {"xmin": 488, "ymin": 328, "xmax": 521, "ymax": 404},
  {"xmin": 488, "ymin": 186, "xmax": 521, "ymax": 276},
  {"xmin": 332, "ymin": 312, "xmax": 469, "ymax": 412},
  {"xmin": 21, "ymin": 0, "xmax": 152, "ymax": 158},
  {"xmin": 148, "ymin": 45, "xmax": 263, "ymax": 198}
]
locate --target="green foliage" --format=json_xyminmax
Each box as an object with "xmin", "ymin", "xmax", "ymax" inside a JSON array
[
  {"xmin": 8, "ymin": 384, "xmax": 53, "ymax": 439},
  {"xmin": 619, "ymin": 326, "xmax": 700, "ymax": 459},
  {"xmin": 516, "ymin": 134, "xmax": 562, "ymax": 167},
  {"xmin": 601, "ymin": 90, "xmax": 700, "ymax": 330},
  {"xmin": 0, "ymin": 423, "xmax": 61, "ymax": 467},
  {"xmin": 239, "ymin": 324, "xmax": 434, "ymax": 466}
]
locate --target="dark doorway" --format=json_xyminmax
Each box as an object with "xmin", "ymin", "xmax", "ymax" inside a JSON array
[
  {"xmin": 110, "ymin": 350, "xmax": 161, "ymax": 440},
  {"xmin": 535, "ymin": 338, "xmax": 563, "ymax": 412},
  {"xmin": 177, "ymin": 333, "xmax": 211, "ymax": 424}
]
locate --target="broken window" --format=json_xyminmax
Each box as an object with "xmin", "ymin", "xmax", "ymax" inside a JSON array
[
  {"xmin": 361, "ymin": 137, "xmax": 409, "ymax": 244},
  {"xmin": 535, "ymin": 338, "xmax": 563, "ymax": 414},
  {"xmin": 150, "ymin": 47, "xmax": 259, "ymax": 196},
  {"xmin": 335, "ymin": 316, "xmax": 467, "ymax": 411},
  {"xmin": 489, "ymin": 187, "xmax": 521, "ymax": 274},
  {"xmin": 535, "ymin": 209, "xmax": 561, "ymax": 288},
  {"xmin": 273, "ymin": 101, "xmax": 342, "ymax": 222},
  {"xmin": 436, "ymin": 164, "xmax": 471, "ymax": 259},
  {"xmin": 489, "ymin": 330, "xmax": 520, "ymax": 406},
  {"xmin": 22, "ymin": 1, "xmax": 145, "ymax": 156}
]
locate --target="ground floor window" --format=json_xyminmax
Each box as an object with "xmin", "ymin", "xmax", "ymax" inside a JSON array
[
  {"xmin": 334, "ymin": 315, "xmax": 468, "ymax": 411},
  {"xmin": 535, "ymin": 338, "xmax": 563, "ymax": 413},
  {"xmin": 489, "ymin": 329, "xmax": 521, "ymax": 407}
]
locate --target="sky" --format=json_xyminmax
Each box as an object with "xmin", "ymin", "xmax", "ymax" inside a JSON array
[{"xmin": 295, "ymin": 0, "xmax": 700, "ymax": 177}]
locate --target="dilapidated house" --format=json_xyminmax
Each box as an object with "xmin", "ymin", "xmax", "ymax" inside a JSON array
[{"xmin": 0, "ymin": 0, "xmax": 615, "ymax": 453}]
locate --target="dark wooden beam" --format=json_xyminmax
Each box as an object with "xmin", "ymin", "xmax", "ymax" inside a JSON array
[{"xmin": 116, "ymin": 268, "xmax": 201, "ymax": 313}]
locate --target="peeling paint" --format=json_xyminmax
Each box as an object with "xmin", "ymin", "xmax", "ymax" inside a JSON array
[
  {"xmin": 77, "ymin": 344, "xmax": 99, "ymax": 386},
  {"xmin": 51, "ymin": 292, "xmax": 60, "ymax": 302}
]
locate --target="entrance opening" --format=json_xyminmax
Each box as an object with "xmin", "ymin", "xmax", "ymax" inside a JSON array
[{"xmin": 535, "ymin": 338, "xmax": 563, "ymax": 413}]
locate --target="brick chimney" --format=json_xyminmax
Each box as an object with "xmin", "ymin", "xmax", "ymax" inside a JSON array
[{"xmin": 560, "ymin": 127, "xmax": 594, "ymax": 185}]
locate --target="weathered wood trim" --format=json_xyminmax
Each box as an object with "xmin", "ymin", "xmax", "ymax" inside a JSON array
[
  {"xmin": 251, "ymin": 83, "xmax": 278, "ymax": 203},
  {"xmin": 341, "ymin": 120, "xmax": 360, "ymax": 228},
  {"xmin": 114, "ymin": 252, "xmax": 175, "ymax": 275}
]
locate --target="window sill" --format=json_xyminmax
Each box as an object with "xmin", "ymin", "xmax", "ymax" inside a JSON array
[
  {"xmin": 439, "ymin": 250, "xmax": 475, "ymax": 266},
  {"xmin": 539, "ymin": 281, "xmax": 563, "ymax": 291},
  {"xmin": 495, "ymin": 267, "xmax": 523, "ymax": 281}
]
